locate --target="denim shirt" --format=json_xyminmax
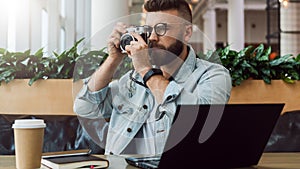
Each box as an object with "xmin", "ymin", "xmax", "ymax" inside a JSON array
[{"xmin": 73, "ymin": 46, "xmax": 232, "ymax": 155}]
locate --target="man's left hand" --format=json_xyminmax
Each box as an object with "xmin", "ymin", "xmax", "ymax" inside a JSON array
[{"xmin": 125, "ymin": 32, "xmax": 152, "ymax": 77}]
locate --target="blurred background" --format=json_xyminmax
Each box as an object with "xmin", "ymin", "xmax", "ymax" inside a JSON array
[{"xmin": 0, "ymin": 0, "xmax": 299, "ymax": 56}]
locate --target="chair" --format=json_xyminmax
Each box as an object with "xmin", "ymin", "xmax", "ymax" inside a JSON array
[{"xmin": 265, "ymin": 110, "xmax": 300, "ymax": 152}]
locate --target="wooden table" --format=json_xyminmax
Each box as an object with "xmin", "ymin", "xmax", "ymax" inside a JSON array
[{"xmin": 1, "ymin": 153, "xmax": 300, "ymax": 169}]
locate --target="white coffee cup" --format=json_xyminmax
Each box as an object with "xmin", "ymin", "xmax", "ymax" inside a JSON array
[{"xmin": 12, "ymin": 119, "xmax": 46, "ymax": 169}]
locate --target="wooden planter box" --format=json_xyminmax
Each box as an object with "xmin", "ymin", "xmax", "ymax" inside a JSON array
[
  {"xmin": 0, "ymin": 79, "xmax": 82, "ymax": 115},
  {"xmin": 229, "ymin": 80, "xmax": 300, "ymax": 114},
  {"xmin": 1, "ymin": 79, "xmax": 299, "ymax": 115}
]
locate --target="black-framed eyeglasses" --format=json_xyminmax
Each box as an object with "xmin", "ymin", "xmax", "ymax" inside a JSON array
[
  {"xmin": 153, "ymin": 23, "xmax": 168, "ymax": 36},
  {"xmin": 143, "ymin": 23, "xmax": 168, "ymax": 37}
]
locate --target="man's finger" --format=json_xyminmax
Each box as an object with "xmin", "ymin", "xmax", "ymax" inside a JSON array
[
  {"xmin": 125, "ymin": 44, "xmax": 132, "ymax": 56},
  {"xmin": 114, "ymin": 22, "xmax": 127, "ymax": 34},
  {"xmin": 130, "ymin": 32, "xmax": 146, "ymax": 44}
]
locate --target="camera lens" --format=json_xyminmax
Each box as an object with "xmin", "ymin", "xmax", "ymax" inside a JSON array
[{"xmin": 120, "ymin": 33, "xmax": 135, "ymax": 52}]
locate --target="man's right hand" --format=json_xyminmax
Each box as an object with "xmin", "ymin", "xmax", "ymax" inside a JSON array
[
  {"xmin": 107, "ymin": 22, "xmax": 128, "ymax": 59},
  {"xmin": 87, "ymin": 22, "xmax": 128, "ymax": 92}
]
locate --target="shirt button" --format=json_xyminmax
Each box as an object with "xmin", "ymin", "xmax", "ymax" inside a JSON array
[
  {"xmin": 127, "ymin": 128, "xmax": 132, "ymax": 132},
  {"xmin": 143, "ymin": 105, "xmax": 148, "ymax": 109},
  {"xmin": 118, "ymin": 104, "xmax": 123, "ymax": 110},
  {"xmin": 109, "ymin": 151, "xmax": 114, "ymax": 155}
]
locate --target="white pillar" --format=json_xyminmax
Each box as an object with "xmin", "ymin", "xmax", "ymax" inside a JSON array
[
  {"xmin": 30, "ymin": 0, "xmax": 43, "ymax": 53},
  {"xmin": 280, "ymin": 2, "xmax": 300, "ymax": 56},
  {"xmin": 202, "ymin": 8, "xmax": 216, "ymax": 53},
  {"xmin": 76, "ymin": 0, "xmax": 91, "ymax": 42},
  {"xmin": 228, "ymin": 0, "xmax": 245, "ymax": 51},
  {"xmin": 15, "ymin": 0, "xmax": 30, "ymax": 51},
  {"xmin": 47, "ymin": 0, "xmax": 60, "ymax": 53},
  {"xmin": 0, "ymin": 4, "xmax": 8, "ymax": 48},
  {"xmin": 64, "ymin": 0, "xmax": 76, "ymax": 50}
]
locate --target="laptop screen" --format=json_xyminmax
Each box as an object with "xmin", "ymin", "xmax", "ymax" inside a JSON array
[{"xmin": 126, "ymin": 104, "xmax": 284, "ymax": 169}]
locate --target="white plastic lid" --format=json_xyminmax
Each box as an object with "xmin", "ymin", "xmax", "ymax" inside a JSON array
[{"xmin": 12, "ymin": 119, "xmax": 46, "ymax": 129}]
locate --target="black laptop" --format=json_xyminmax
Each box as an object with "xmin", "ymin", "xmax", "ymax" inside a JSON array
[{"xmin": 125, "ymin": 104, "xmax": 285, "ymax": 169}]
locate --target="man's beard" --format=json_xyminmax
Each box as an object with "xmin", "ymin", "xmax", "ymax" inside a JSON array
[{"xmin": 148, "ymin": 39, "xmax": 184, "ymax": 67}]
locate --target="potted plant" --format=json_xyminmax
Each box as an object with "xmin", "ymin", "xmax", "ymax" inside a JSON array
[
  {"xmin": 0, "ymin": 38, "xmax": 135, "ymax": 115},
  {"xmin": 215, "ymin": 44, "xmax": 300, "ymax": 86},
  {"xmin": 212, "ymin": 44, "xmax": 300, "ymax": 113},
  {"xmin": 2, "ymin": 40, "xmax": 299, "ymax": 115},
  {"xmin": 0, "ymin": 39, "xmax": 107, "ymax": 86},
  {"xmin": 0, "ymin": 38, "xmax": 109, "ymax": 115}
]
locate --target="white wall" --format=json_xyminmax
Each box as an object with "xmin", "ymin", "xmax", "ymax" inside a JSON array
[
  {"xmin": 215, "ymin": 10, "xmax": 268, "ymax": 45},
  {"xmin": 245, "ymin": 11, "xmax": 267, "ymax": 44},
  {"xmin": 216, "ymin": 10, "xmax": 228, "ymax": 43}
]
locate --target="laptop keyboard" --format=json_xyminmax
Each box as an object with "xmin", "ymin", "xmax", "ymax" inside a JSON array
[
  {"xmin": 147, "ymin": 159, "xmax": 160, "ymax": 166},
  {"xmin": 125, "ymin": 156, "xmax": 161, "ymax": 169}
]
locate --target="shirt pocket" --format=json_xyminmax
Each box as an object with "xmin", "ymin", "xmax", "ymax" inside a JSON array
[
  {"xmin": 112, "ymin": 94, "xmax": 150, "ymax": 123},
  {"xmin": 112, "ymin": 95, "xmax": 135, "ymax": 115}
]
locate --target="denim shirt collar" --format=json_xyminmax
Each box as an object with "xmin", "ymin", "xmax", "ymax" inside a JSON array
[
  {"xmin": 132, "ymin": 45, "xmax": 197, "ymax": 84},
  {"xmin": 172, "ymin": 45, "xmax": 197, "ymax": 83}
]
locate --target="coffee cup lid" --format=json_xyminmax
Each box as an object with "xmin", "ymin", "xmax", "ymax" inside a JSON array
[{"xmin": 12, "ymin": 119, "xmax": 46, "ymax": 129}]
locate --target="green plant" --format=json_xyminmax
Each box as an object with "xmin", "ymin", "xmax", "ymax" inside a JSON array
[
  {"xmin": 0, "ymin": 38, "xmax": 109, "ymax": 86},
  {"xmin": 0, "ymin": 38, "xmax": 133, "ymax": 86},
  {"xmin": 214, "ymin": 44, "xmax": 300, "ymax": 86},
  {"xmin": 1, "ymin": 40, "xmax": 299, "ymax": 87},
  {"xmin": 0, "ymin": 48, "xmax": 45, "ymax": 85}
]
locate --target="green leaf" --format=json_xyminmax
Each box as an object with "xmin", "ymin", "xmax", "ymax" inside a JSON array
[
  {"xmin": 282, "ymin": 77, "xmax": 295, "ymax": 84},
  {"xmin": 0, "ymin": 69, "xmax": 15, "ymax": 80},
  {"xmin": 232, "ymin": 57, "xmax": 242, "ymax": 67},
  {"xmin": 238, "ymin": 45, "xmax": 252, "ymax": 58},
  {"xmin": 265, "ymin": 46, "xmax": 272, "ymax": 56},
  {"xmin": 53, "ymin": 52, "xmax": 59, "ymax": 58},
  {"xmin": 24, "ymin": 49, "xmax": 31, "ymax": 56},
  {"xmin": 295, "ymin": 54, "xmax": 300, "ymax": 62},
  {"xmin": 255, "ymin": 44, "xmax": 264, "ymax": 57},
  {"xmin": 4, "ymin": 76, "xmax": 14, "ymax": 84},
  {"xmin": 256, "ymin": 45, "xmax": 270, "ymax": 61},
  {"xmin": 20, "ymin": 58, "xmax": 30, "ymax": 66},
  {"xmin": 34, "ymin": 48, "xmax": 44, "ymax": 58},
  {"xmin": 261, "ymin": 68, "xmax": 271, "ymax": 77},
  {"xmin": 57, "ymin": 64, "xmax": 64, "ymax": 74},
  {"xmin": 290, "ymin": 71, "xmax": 300, "ymax": 80},
  {"xmin": 0, "ymin": 48, "xmax": 7, "ymax": 54},
  {"xmin": 270, "ymin": 54, "xmax": 293, "ymax": 66},
  {"xmin": 28, "ymin": 72, "xmax": 43, "ymax": 86},
  {"xmin": 270, "ymin": 69, "xmax": 276, "ymax": 76},
  {"xmin": 241, "ymin": 60, "xmax": 252, "ymax": 70},
  {"xmin": 249, "ymin": 67, "xmax": 258, "ymax": 75},
  {"xmin": 257, "ymin": 53, "xmax": 269, "ymax": 62},
  {"xmin": 222, "ymin": 46, "xmax": 230, "ymax": 56},
  {"xmin": 279, "ymin": 64, "xmax": 294, "ymax": 69},
  {"xmin": 262, "ymin": 76, "xmax": 271, "ymax": 84}
]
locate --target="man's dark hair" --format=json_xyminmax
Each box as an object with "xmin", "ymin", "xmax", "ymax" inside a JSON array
[{"xmin": 144, "ymin": 0, "xmax": 192, "ymax": 23}]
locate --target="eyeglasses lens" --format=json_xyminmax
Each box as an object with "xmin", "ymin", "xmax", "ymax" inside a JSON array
[{"xmin": 154, "ymin": 23, "xmax": 167, "ymax": 36}]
